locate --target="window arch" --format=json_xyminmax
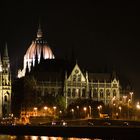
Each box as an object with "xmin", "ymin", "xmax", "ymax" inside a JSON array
[
  {"xmin": 106, "ymin": 89, "xmax": 110, "ymax": 97},
  {"xmin": 93, "ymin": 89, "xmax": 98, "ymax": 98},
  {"xmin": 72, "ymin": 89, "xmax": 76, "ymax": 97},
  {"xmin": 4, "ymin": 96, "xmax": 8, "ymax": 102},
  {"xmin": 67, "ymin": 88, "xmax": 71, "ymax": 97},
  {"xmin": 99, "ymin": 89, "xmax": 104, "ymax": 98},
  {"xmin": 78, "ymin": 74, "xmax": 81, "ymax": 81},
  {"xmin": 82, "ymin": 88, "xmax": 86, "ymax": 97},
  {"xmin": 113, "ymin": 90, "xmax": 116, "ymax": 97}
]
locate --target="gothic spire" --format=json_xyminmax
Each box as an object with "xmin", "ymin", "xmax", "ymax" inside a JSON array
[
  {"xmin": 37, "ymin": 21, "xmax": 43, "ymax": 38},
  {"xmin": 0, "ymin": 54, "xmax": 2, "ymax": 72},
  {"xmin": 0, "ymin": 53, "xmax": 2, "ymax": 63},
  {"xmin": 3, "ymin": 43, "xmax": 9, "ymax": 58}
]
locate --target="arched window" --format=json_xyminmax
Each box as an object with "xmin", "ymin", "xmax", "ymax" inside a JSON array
[
  {"xmin": 106, "ymin": 89, "xmax": 110, "ymax": 97},
  {"xmin": 73, "ymin": 75, "xmax": 76, "ymax": 81},
  {"xmin": 52, "ymin": 88, "xmax": 55, "ymax": 96},
  {"xmin": 113, "ymin": 90, "xmax": 116, "ymax": 97},
  {"xmin": 93, "ymin": 89, "xmax": 98, "ymax": 98},
  {"xmin": 72, "ymin": 89, "xmax": 76, "ymax": 97},
  {"xmin": 82, "ymin": 88, "xmax": 86, "ymax": 97},
  {"xmin": 100, "ymin": 89, "xmax": 104, "ymax": 98},
  {"xmin": 4, "ymin": 96, "xmax": 8, "ymax": 102},
  {"xmin": 89, "ymin": 89, "xmax": 92, "ymax": 98},
  {"xmin": 78, "ymin": 89, "xmax": 81, "ymax": 97},
  {"xmin": 67, "ymin": 88, "xmax": 71, "ymax": 97},
  {"xmin": 78, "ymin": 74, "xmax": 81, "ymax": 81}
]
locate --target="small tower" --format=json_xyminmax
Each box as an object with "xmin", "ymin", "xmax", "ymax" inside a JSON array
[
  {"xmin": 0, "ymin": 54, "xmax": 3, "ymax": 117},
  {"xmin": 37, "ymin": 22, "xmax": 43, "ymax": 38},
  {"xmin": 1, "ymin": 43, "xmax": 12, "ymax": 117}
]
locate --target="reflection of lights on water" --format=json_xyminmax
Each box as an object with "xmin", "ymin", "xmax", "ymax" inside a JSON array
[
  {"xmin": 31, "ymin": 136, "xmax": 38, "ymax": 140},
  {"xmin": 68, "ymin": 138, "xmax": 92, "ymax": 140},
  {"xmin": 57, "ymin": 137, "xmax": 63, "ymax": 140},
  {"xmin": 18, "ymin": 136, "xmax": 102, "ymax": 140},
  {"xmin": 0, "ymin": 135, "xmax": 16, "ymax": 140},
  {"xmin": 10, "ymin": 136, "xmax": 17, "ymax": 140},
  {"xmin": 41, "ymin": 136, "xmax": 49, "ymax": 140},
  {"xmin": 49, "ymin": 137, "xmax": 63, "ymax": 140},
  {"xmin": 24, "ymin": 136, "xmax": 30, "ymax": 140},
  {"xmin": 50, "ymin": 137, "xmax": 57, "ymax": 140}
]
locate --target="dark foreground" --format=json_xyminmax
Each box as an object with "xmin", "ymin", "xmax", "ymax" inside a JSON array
[{"xmin": 0, "ymin": 125, "xmax": 140, "ymax": 139}]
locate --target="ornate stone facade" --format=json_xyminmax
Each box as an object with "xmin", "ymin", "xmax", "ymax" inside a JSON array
[
  {"xmin": 0, "ymin": 44, "xmax": 11, "ymax": 117},
  {"xmin": 17, "ymin": 24, "xmax": 128, "ymax": 109}
]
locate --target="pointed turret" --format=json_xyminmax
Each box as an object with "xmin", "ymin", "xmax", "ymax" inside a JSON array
[
  {"xmin": 2, "ymin": 43, "xmax": 10, "ymax": 72},
  {"xmin": 37, "ymin": 22, "xmax": 43, "ymax": 38},
  {"xmin": 1, "ymin": 43, "xmax": 11, "ymax": 117},
  {"xmin": 3, "ymin": 43, "xmax": 9, "ymax": 58},
  {"xmin": 0, "ymin": 54, "xmax": 2, "ymax": 72}
]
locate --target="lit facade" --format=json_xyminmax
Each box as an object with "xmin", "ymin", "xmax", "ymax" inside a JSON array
[
  {"xmin": 64, "ymin": 63, "xmax": 120, "ymax": 107},
  {"xmin": 17, "ymin": 24, "xmax": 130, "ymax": 109},
  {"xmin": 34, "ymin": 62, "xmax": 120, "ymax": 107},
  {"xmin": 0, "ymin": 44, "xmax": 12, "ymax": 117}
]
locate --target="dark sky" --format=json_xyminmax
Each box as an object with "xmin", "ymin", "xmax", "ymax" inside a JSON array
[{"xmin": 0, "ymin": 2, "xmax": 140, "ymax": 99}]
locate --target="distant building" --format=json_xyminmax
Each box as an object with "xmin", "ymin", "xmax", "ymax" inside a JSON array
[
  {"xmin": 17, "ymin": 24, "xmax": 123, "ymax": 108},
  {"xmin": 0, "ymin": 44, "xmax": 12, "ymax": 117}
]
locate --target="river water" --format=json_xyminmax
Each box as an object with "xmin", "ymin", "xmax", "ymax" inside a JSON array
[{"xmin": 0, "ymin": 135, "xmax": 103, "ymax": 140}]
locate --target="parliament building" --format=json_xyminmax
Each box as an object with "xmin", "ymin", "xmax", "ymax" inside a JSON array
[{"xmin": 17, "ymin": 24, "xmax": 126, "ymax": 109}]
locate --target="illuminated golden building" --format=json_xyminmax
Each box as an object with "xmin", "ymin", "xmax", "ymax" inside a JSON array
[
  {"xmin": 16, "ymin": 24, "xmax": 123, "ymax": 108},
  {"xmin": 0, "ymin": 44, "xmax": 12, "ymax": 117}
]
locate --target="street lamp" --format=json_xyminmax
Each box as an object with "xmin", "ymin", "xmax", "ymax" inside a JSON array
[
  {"xmin": 53, "ymin": 106, "xmax": 57, "ymax": 116},
  {"xmin": 83, "ymin": 107, "xmax": 87, "ymax": 118},
  {"xmin": 89, "ymin": 106, "xmax": 91, "ymax": 118},
  {"xmin": 97, "ymin": 105, "xmax": 102, "ymax": 112},
  {"xmin": 44, "ymin": 106, "xmax": 48, "ymax": 110},
  {"xmin": 43, "ymin": 106, "xmax": 48, "ymax": 116},
  {"xmin": 118, "ymin": 106, "xmax": 122, "ymax": 119},
  {"xmin": 97, "ymin": 105, "xmax": 102, "ymax": 118},
  {"xmin": 71, "ymin": 108, "xmax": 74, "ymax": 118},
  {"xmin": 59, "ymin": 110, "xmax": 62, "ymax": 117},
  {"xmin": 136, "ymin": 102, "xmax": 140, "ymax": 120},
  {"xmin": 76, "ymin": 106, "xmax": 79, "ymax": 118},
  {"xmin": 33, "ymin": 107, "xmax": 38, "ymax": 116},
  {"xmin": 128, "ymin": 99, "xmax": 131, "ymax": 119},
  {"xmin": 113, "ymin": 103, "xmax": 116, "ymax": 119},
  {"xmin": 130, "ymin": 92, "xmax": 133, "ymax": 103},
  {"xmin": 136, "ymin": 102, "xmax": 140, "ymax": 109},
  {"xmin": 76, "ymin": 106, "xmax": 79, "ymax": 109}
]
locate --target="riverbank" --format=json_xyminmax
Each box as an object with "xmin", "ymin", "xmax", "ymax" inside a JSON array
[{"xmin": 0, "ymin": 125, "xmax": 140, "ymax": 139}]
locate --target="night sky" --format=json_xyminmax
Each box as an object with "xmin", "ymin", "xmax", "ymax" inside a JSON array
[{"xmin": 0, "ymin": 2, "xmax": 140, "ymax": 99}]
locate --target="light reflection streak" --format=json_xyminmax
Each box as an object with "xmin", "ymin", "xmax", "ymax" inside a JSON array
[
  {"xmin": 0, "ymin": 135, "xmax": 103, "ymax": 140},
  {"xmin": 40, "ymin": 136, "xmax": 49, "ymax": 140},
  {"xmin": 30, "ymin": 136, "xmax": 38, "ymax": 140}
]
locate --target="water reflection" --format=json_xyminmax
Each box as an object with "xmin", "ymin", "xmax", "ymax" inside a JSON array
[{"xmin": 0, "ymin": 136, "xmax": 102, "ymax": 140}]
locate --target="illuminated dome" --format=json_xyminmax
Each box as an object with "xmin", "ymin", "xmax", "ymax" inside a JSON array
[
  {"xmin": 25, "ymin": 42, "xmax": 54, "ymax": 60},
  {"xmin": 18, "ymin": 24, "xmax": 55, "ymax": 78}
]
